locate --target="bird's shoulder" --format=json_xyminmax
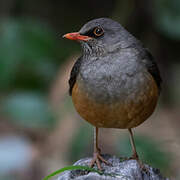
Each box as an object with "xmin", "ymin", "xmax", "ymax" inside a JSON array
[{"xmin": 69, "ymin": 56, "xmax": 83, "ymax": 96}]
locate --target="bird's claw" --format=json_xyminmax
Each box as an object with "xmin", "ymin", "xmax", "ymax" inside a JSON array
[
  {"xmin": 128, "ymin": 152, "xmax": 139, "ymax": 160},
  {"xmin": 90, "ymin": 152, "xmax": 111, "ymax": 170},
  {"xmin": 127, "ymin": 153, "xmax": 148, "ymax": 173}
]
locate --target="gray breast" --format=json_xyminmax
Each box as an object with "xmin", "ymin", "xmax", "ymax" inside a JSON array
[{"xmin": 78, "ymin": 49, "xmax": 148, "ymax": 104}]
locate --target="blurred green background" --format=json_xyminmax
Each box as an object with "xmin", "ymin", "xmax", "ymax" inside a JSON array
[{"xmin": 0, "ymin": 0, "xmax": 180, "ymax": 179}]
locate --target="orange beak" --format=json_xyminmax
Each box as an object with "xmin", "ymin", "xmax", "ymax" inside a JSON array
[{"xmin": 63, "ymin": 32, "xmax": 92, "ymax": 41}]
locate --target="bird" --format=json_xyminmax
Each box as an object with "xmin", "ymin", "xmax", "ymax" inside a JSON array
[{"xmin": 63, "ymin": 18, "xmax": 162, "ymax": 170}]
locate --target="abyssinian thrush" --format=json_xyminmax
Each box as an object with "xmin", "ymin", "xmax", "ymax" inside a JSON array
[{"xmin": 63, "ymin": 18, "xmax": 162, "ymax": 170}]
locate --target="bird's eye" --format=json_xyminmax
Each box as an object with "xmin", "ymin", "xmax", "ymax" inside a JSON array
[{"xmin": 93, "ymin": 27, "xmax": 104, "ymax": 37}]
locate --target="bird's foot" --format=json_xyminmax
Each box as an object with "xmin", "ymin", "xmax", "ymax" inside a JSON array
[
  {"xmin": 128, "ymin": 152, "xmax": 139, "ymax": 160},
  {"xmin": 90, "ymin": 151, "xmax": 111, "ymax": 171},
  {"xmin": 123, "ymin": 152, "xmax": 139, "ymax": 161},
  {"xmin": 128, "ymin": 153, "xmax": 148, "ymax": 172}
]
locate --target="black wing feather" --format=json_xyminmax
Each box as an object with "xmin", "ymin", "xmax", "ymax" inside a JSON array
[
  {"xmin": 68, "ymin": 57, "xmax": 82, "ymax": 95},
  {"xmin": 145, "ymin": 49, "xmax": 162, "ymax": 93}
]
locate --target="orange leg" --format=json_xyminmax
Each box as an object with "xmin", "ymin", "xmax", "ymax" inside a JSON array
[
  {"xmin": 128, "ymin": 129, "xmax": 148, "ymax": 171},
  {"xmin": 128, "ymin": 128, "xmax": 139, "ymax": 160},
  {"xmin": 90, "ymin": 127, "xmax": 110, "ymax": 170}
]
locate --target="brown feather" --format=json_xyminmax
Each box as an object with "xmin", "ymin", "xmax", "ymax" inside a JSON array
[{"xmin": 72, "ymin": 72, "xmax": 159, "ymax": 129}]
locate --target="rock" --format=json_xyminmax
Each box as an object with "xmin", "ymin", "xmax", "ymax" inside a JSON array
[{"xmin": 57, "ymin": 154, "xmax": 169, "ymax": 180}]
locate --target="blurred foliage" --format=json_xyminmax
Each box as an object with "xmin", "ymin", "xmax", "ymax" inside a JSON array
[
  {"xmin": 0, "ymin": 19, "xmax": 57, "ymax": 90},
  {"xmin": 171, "ymin": 64, "xmax": 180, "ymax": 106},
  {"xmin": 0, "ymin": 176, "xmax": 17, "ymax": 180},
  {"xmin": 116, "ymin": 135, "xmax": 171, "ymax": 174},
  {"xmin": 154, "ymin": 0, "xmax": 180, "ymax": 40},
  {"xmin": 112, "ymin": 0, "xmax": 134, "ymax": 25},
  {"xmin": 1, "ymin": 92, "xmax": 55, "ymax": 129},
  {"xmin": 0, "ymin": 18, "xmax": 78, "ymax": 91},
  {"xmin": 68, "ymin": 124, "xmax": 92, "ymax": 162},
  {"xmin": 58, "ymin": 96, "xmax": 75, "ymax": 119},
  {"xmin": 0, "ymin": 18, "xmax": 79, "ymax": 130}
]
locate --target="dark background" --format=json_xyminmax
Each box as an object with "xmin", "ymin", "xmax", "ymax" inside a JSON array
[{"xmin": 0, "ymin": 0, "xmax": 180, "ymax": 179}]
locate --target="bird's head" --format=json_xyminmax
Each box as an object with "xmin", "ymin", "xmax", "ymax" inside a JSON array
[{"xmin": 63, "ymin": 18, "xmax": 134, "ymax": 56}]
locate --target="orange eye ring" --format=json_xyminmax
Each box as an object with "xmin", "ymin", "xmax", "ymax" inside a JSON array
[{"xmin": 93, "ymin": 27, "xmax": 104, "ymax": 37}]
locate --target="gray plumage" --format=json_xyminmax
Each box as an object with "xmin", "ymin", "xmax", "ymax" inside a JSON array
[{"xmin": 69, "ymin": 18, "xmax": 161, "ymax": 104}]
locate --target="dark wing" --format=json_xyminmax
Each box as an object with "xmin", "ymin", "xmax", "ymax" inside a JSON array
[
  {"xmin": 145, "ymin": 49, "xmax": 162, "ymax": 94},
  {"xmin": 68, "ymin": 56, "xmax": 82, "ymax": 96}
]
